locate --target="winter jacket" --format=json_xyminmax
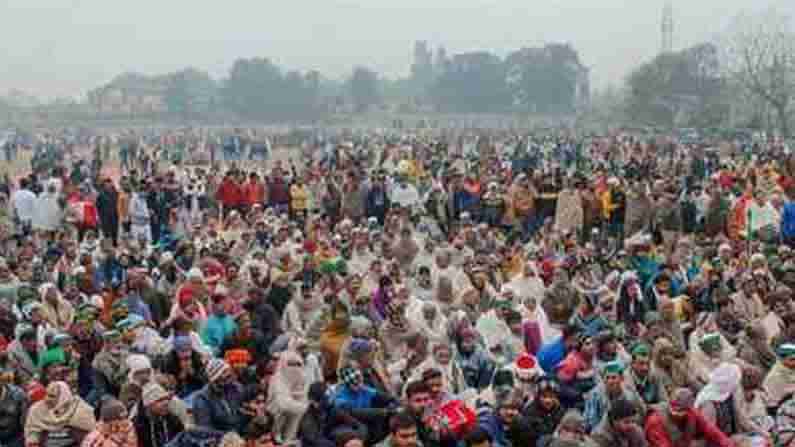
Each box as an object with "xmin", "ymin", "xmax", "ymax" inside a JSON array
[
  {"xmin": 291, "ymin": 184, "xmax": 309, "ymax": 212},
  {"xmin": 134, "ymin": 410, "xmax": 185, "ymax": 447},
  {"xmin": 192, "ymin": 384, "xmax": 244, "ymax": 432},
  {"xmin": 216, "ymin": 179, "xmax": 244, "ymax": 208},
  {"xmin": 0, "ymin": 384, "xmax": 27, "ymax": 447},
  {"xmin": 200, "ymin": 314, "xmax": 237, "ymax": 356},
  {"xmin": 366, "ymin": 185, "xmax": 390, "ymax": 217},
  {"xmin": 477, "ymin": 411, "xmax": 510, "ymax": 447},
  {"xmin": 268, "ymin": 178, "xmax": 290, "ymax": 206},
  {"xmin": 96, "ymin": 187, "xmax": 120, "ymax": 227},
  {"xmin": 299, "ymin": 402, "xmax": 368, "ymax": 447},
  {"xmin": 331, "ymin": 384, "xmax": 396, "ymax": 412},
  {"xmin": 644, "ymin": 406, "xmax": 733, "ymax": 447},
  {"xmin": 245, "ymin": 299, "xmax": 281, "ymax": 349},
  {"xmin": 583, "ymin": 384, "xmax": 646, "ymax": 433},
  {"xmin": 243, "ymin": 180, "xmax": 266, "ymax": 206},
  {"xmin": 782, "ymin": 201, "xmax": 795, "ymax": 240},
  {"xmin": 522, "ymin": 401, "xmax": 566, "ymax": 447},
  {"xmin": 455, "ymin": 348, "xmax": 496, "ymax": 391},
  {"xmin": 162, "ymin": 428, "xmax": 224, "ymax": 447},
  {"xmin": 537, "ymin": 337, "xmax": 567, "ymax": 374}
]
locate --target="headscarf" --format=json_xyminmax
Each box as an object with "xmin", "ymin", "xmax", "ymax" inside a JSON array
[
  {"xmin": 24, "ymin": 381, "xmax": 97, "ymax": 443},
  {"xmin": 126, "ymin": 354, "xmax": 152, "ymax": 386},
  {"xmin": 272, "ymin": 350, "xmax": 308, "ymax": 398},
  {"xmin": 407, "ymin": 301, "xmax": 448, "ymax": 343},
  {"xmin": 38, "ymin": 282, "xmax": 74, "ymax": 329},
  {"xmin": 652, "ymin": 337, "xmax": 689, "ymax": 390},
  {"xmin": 688, "ymin": 314, "xmax": 736, "ymax": 384},
  {"xmin": 409, "ymin": 343, "xmax": 466, "ymax": 395},
  {"xmin": 695, "ymin": 362, "xmax": 742, "ymax": 407}
]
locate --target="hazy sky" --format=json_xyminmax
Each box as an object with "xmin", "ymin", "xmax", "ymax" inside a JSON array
[{"xmin": 1, "ymin": 0, "xmax": 791, "ymax": 98}]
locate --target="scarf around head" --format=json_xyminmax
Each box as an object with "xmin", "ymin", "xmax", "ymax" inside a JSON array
[{"xmin": 25, "ymin": 381, "xmax": 96, "ymax": 441}]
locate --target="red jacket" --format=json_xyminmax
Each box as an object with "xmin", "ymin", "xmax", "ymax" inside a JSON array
[
  {"xmin": 216, "ymin": 179, "xmax": 244, "ymax": 208},
  {"xmin": 243, "ymin": 180, "xmax": 266, "ymax": 206},
  {"xmin": 645, "ymin": 408, "xmax": 734, "ymax": 447}
]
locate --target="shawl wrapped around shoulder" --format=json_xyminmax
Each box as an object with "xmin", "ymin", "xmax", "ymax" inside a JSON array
[{"xmin": 25, "ymin": 385, "xmax": 96, "ymax": 444}]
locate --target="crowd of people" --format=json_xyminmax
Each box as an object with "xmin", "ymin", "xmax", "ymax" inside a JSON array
[{"xmin": 0, "ymin": 128, "xmax": 794, "ymax": 447}]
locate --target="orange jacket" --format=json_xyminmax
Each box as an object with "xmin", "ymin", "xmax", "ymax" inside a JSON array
[{"xmin": 244, "ymin": 180, "xmax": 266, "ymax": 206}]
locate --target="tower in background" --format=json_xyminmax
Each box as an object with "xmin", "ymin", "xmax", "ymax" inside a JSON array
[{"xmin": 661, "ymin": 0, "xmax": 674, "ymax": 54}]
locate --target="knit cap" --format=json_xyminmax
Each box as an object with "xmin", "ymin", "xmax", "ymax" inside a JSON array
[
  {"xmin": 141, "ymin": 382, "xmax": 170, "ymax": 407},
  {"xmin": 206, "ymin": 358, "xmax": 231, "ymax": 383}
]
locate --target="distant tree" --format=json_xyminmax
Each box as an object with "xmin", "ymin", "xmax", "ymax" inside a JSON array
[
  {"xmin": 164, "ymin": 68, "xmax": 218, "ymax": 119},
  {"xmin": 223, "ymin": 58, "xmax": 282, "ymax": 119},
  {"xmin": 720, "ymin": 8, "xmax": 795, "ymax": 135},
  {"xmin": 222, "ymin": 57, "xmax": 320, "ymax": 121},
  {"xmin": 430, "ymin": 51, "xmax": 510, "ymax": 113},
  {"xmin": 626, "ymin": 43, "xmax": 726, "ymax": 127},
  {"xmin": 347, "ymin": 67, "xmax": 381, "ymax": 113},
  {"xmin": 505, "ymin": 44, "xmax": 584, "ymax": 114}
]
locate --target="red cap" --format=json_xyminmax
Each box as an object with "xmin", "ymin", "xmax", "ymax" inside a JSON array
[
  {"xmin": 516, "ymin": 352, "xmax": 537, "ymax": 370},
  {"xmin": 26, "ymin": 382, "xmax": 46, "ymax": 403}
]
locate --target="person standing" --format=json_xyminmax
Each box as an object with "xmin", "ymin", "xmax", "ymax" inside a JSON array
[
  {"xmin": 96, "ymin": 178, "xmax": 120, "ymax": 246},
  {"xmin": 10, "ymin": 178, "xmax": 36, "ymax": 233}
]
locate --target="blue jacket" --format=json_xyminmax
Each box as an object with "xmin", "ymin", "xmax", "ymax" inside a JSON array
[
  {"xmin": 96, "ymin": 258, "xmax": 125, "ymax": 290},
  {"xmin": 331, "ymin": 384, "xmax": 396, "ymax": 412},
  {"xmin": 478, "ymin": 411, "xmax": 508, "ymax": 447},
  {"xmin": 456, "ymin": 348, "xmax": 495, "ymax": 391},
  {"xmin": 537, "ymin": 337, "xmax": 566, "ymax": 374},
  {"xmin": 366, "ymin": 186, "xmax": 389, "ymax": 216},
  {"xmin": 192, "ymin": 385, "xmax": 244, "ymax": 432},
  {"xmin": 332, "ymin": 385, "xmax": 378, "ymax": 411},
  {"xmin": 783, "ymin": 202, "xmax": 795, "ymax": 239},
  {"xmin": 201, "ymin": 314, "xmax": 238, "ymax": 356},
  {"xmin": 454, "ymin": 189, "xmax": 479, "ymax": 213},
  {"xmin": 570, "ymin": 313, "xmax": 610, "ymax": 338}
]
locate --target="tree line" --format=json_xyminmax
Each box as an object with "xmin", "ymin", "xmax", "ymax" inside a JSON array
[
  {"xmin": 596, "ymin": 7, "xmax": 795, "ymax": 135},
  {"xmin": 83, "ymin": 43, "xmax": 589, "ymax": 122}
]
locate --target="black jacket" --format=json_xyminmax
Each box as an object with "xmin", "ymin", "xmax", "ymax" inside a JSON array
[
  {"xmin": 135, "ymin": 410, "xmax": 185, "ymax": 447},
  {"xmin": 155, "ymin": 350, "xmax": 208, "ymax": 399},
  {"xmin": 96, "ymin": 187, "xmax": 119, "ymax": 226},
  {"xmin": 246, "ymin": 299, "xmax": 281, "ymax": 349},
  {"xmin": 0, "ymin": 384, "xmax": 27, "ymax": 447},
  {"xmin": 299, "ymin": 402, "xmax": 368, "ymax": 447}
]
